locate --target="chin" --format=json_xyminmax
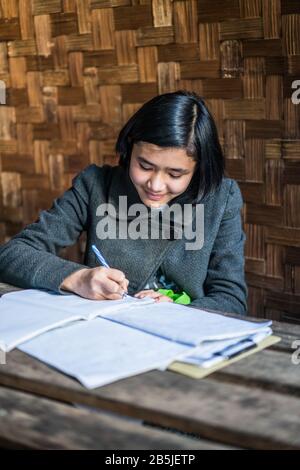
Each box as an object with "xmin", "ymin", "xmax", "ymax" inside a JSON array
[
  {"xmin": 144, "ymin": 196, "xmax": 169, "ymax": 207},
  {"xmin": 147, "ymin": 201, "xmax": 165, "ymax": 208}
]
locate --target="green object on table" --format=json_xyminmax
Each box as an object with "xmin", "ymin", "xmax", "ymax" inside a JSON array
[{"xmin": 157, "ymin": 288, "xmax": 191, "ymax": 305}]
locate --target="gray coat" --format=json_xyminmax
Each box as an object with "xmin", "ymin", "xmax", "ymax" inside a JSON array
[{"xmin": 0, "ymin": 164, "xmax": 248, "ymax": 315}]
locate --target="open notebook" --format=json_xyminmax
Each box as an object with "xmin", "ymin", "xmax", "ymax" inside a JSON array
[
  {"xmin": 0, "ymin": 289, "xmax": 271, "ymax": 352},
  {"xmin": 0, "ymin": 289, "xmax": 154, "ymax": 352},
  {"xmin": 0, "ymin": 289, "xmax": 273, "ymax": 389}
]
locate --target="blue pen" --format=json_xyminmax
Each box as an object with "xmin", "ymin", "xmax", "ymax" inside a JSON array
[{"xmin": 91, "ymin": 244, "xmax": 128, "ymax": 298}]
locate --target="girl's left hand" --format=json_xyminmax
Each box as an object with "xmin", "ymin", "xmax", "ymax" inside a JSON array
[{"xmin": 134, "ymin": 289, "xmax": 173, "ymax": 303}]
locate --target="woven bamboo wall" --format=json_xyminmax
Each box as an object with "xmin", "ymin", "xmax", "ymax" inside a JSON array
[{"xmin": 0, "ymin": 0, "xmax": 299, "ymax": 320}]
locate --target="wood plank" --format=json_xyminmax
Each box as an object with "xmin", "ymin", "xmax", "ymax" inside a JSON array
[
  {"xmin": 7, "ymin": 39, "xmax": 37, "ymax": 57},
  {"xmin": 1, "ymin": 350, "xmax": 300, "ymax": 449},
  {"xmin": 180, "ymin": 61, "xmax": 220, "ymax": 79},
  {"xmin": 282, "ymin": 140, "xmax": 300, "ymax": 160},
  {"xmin": 281, "ymin": 0, "xmax": 300, "ymax": 14},
  {"xmin": 157, "ymin": 44, "xmax": 198, "ymax": 62},
  {"xmin": 208, "ymin": 347, "xmax": 300, "ymax": 395},
  {"xmin": 77, "ymin": 372, "xmax": 300, "ymax": 450},
  {"xmin": 1, "ymin": 155, "xmax": 35, "ymax": 174},
  {"xmin": 265, "ymin": 56, "xmax": 286, "ymax": 74},
  {"xmin": 121, "ymin": 83, "xmax": 157, "ymax": 103},
  {"xmin": 50, "ymin": 12, "xmax": 79, "ymax": 37},
  {"xmin": 201, "ymin": 78, "xmax": 243, "ymax": 99},
  {"xmin": 224, "ymin": 99, "xmax": 266, "ymax": 119},
  {"xmin": 283, "ymin": 162, "xmax": 300, "ymax": 185},
  {"xmin": 0, "ymin": 18, "xmax": 21, "ymax": 41},
  {"xmin": 245, "ymin": 120, "xmax": 284, "ymax": 139},
  {"xmin": 32, "ymin": 0, "xmax": 62, "ymax": 15},
  {"xmin": 286, "ymin": 247, "xmax": 300, "ymax": 266},
  {"xmin": 238, "ymin": 182, "xmax": 264, "ymax": 204},
  {"xmin": 136, "ymin": 26, "xmax": 174, "ymax": 47},
  {"xmin": 57, "ymin": 87, "xmax": 85, "ymax": 105},
  {"xmin": 113, "ymin": 5, "xmax": 152, "ymax": 31},
  {"xmin": 97, "ymin": 65, "xmax": 139, "ymax": 84},
  {"xmin": 245, "ymin": 203, "xmax": 283, "ymax": 226},
  {"xmin": 0, "ymin": 386, "xmax": 219, "ymax": 449},
  {"xmin": 266, "ymin": 226, "xmax": 300, "ymax": 248},
  {"xmin": 197, "ymin": 0, "xmax": 240, "ymax": 22},
  {"xmin": 6, "ymin": 88, "xmax": 29, "ymax": 107},
  {"xmin": 225, "ymin": 159, "xmax": 245, "ymax": 181},
  {"xmin": 246, "ymin": 272, "xmax": 284, "ymax": 291},
  {"xmin": 220, "ymin": 18, "xmax": 263, "ymax": 40},
  {"xmin": 2, "ymin": 285, "xmax": 300, "ymax": 448},
  {"xmin": 266, "ymin": 291, "xmax": 300, "ymax": 318},
  {"xmin": 83, "ymin": 50, "xmax": 117, "ymax": 67},
  {"xmin": 243, "ymin": 39, "xmax": 283, "ymax": 57},
  {"xmin": 268, "ymin": 330, "xmax": 300, "ymax": 354}
]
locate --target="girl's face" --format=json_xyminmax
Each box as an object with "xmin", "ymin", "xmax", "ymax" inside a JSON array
[{"xmin": 129, "ymin": 142, "xmax": 197, "ymax": 207}]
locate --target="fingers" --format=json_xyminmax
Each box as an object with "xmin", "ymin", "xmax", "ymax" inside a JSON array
[
  {"xmin": 106, "ymin": 268, "xmax": 129, "ymax": 295},
  {"xmin": 134, "ymin": 290, "xmax": 173, "ymax": 303},
  {"xmin": 134, "ymin": 289, "xmax": 157, "ymax": 298},
  {"xmin": 107, "ymin": 268, "xmax": 126, "ymax": 284},
  {"xmin": 101, "ymin": 277, "xmax": 126, "ymax": 297},
  {"xmin": 155, "ymin": 295, "xmax": 173, "ymax": 303},
  {"xmin": 105, "ymin": 292, "xmax": 127, "ymax": 301},
  {"xmin": 120, "ymin": 277, "xmax": 129, "ymax": 294},
  {"xmin": 92, "ymin": 267, "xmax": 129, "ymax": 298},
  {"xmin": 92, "ymin": 292, "xmax": 123, "ymax": 301}
]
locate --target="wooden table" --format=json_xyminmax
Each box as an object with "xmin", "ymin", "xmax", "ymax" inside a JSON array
[{"xmin": 1, "ymin": 282, "xmax": 300, "ymax": 450}]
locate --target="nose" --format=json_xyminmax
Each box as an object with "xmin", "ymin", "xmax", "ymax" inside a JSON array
[{"xmin": 147, "ymin": 172, "xmax": 166, "ymax": 193}]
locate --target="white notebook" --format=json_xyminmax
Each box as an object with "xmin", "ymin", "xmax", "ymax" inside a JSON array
[
  {"xmin": 0, "ymin": 288, "xmax": 271, "ymax": 352},
  {"xmin": 0, "ymin": 289, "xmax": 273, "ymax": 389},
  {"xmin": 0, "ymin": 289, "xmax": 153, "ymax": 352},
  {"xmin": 99, "ymin": 302, "xmax": 272, "ymax": 346},
  {"xmin": 19, "ymin": 318, "xmax": 191, "ymax": 389}
]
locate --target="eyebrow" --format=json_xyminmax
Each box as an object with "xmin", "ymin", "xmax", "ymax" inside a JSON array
[{"xmin": 137, "ymin": 156, "xmax": 191, "ymax": 174}]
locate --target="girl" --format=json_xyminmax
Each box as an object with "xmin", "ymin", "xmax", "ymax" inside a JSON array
[{"xmin": 0, "ymin": 91, "xmax": 247, "ymax": 314}]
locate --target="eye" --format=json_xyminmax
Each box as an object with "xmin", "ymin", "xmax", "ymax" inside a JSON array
[
  {"xmin": 139, "ymin": 162, "xmax": 152, "ymax": 171},
  {"xmin": 169, "ymin": 173, "xmax": 182, "ymax": 179}
]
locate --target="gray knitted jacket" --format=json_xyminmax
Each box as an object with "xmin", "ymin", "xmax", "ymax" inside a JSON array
[{"xmin": 0, "ymin": 164, "xmax": 248, "ymax": 315}]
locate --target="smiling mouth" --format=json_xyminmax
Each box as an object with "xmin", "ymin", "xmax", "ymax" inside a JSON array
[{"xmin": 144, "ymin": 190, "xmax": 166, "ymax": 200}]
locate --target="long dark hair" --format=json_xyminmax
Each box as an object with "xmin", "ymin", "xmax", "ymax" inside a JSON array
[{"xmin": 115, "ymin": 90, "xmax": 225, "ymax": 203}]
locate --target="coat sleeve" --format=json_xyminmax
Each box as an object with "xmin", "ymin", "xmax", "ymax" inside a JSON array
[
  {"xmin": 189, "ymin": 180, "xmax": 248, "ymax": 315},
  {"xmin": 0, "ymin": 165, "xmax": 97, "ymax": 294}
]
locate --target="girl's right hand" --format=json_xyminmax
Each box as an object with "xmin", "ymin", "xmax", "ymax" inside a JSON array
[{"xmin": 60, "ymin": 267, "xmax": 129, "ymax": 300}]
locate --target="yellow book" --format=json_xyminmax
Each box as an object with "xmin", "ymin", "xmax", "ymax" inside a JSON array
[{"xmin": 168, "ymin": 335, "xmax": 281, "ymax": 379}]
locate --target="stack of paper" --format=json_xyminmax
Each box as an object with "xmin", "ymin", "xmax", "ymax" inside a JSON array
[
  {"xmin": 177, "ymin": 329, "xmax": 272, "ymax": 368},
  {"xmin": 0, "ymin": 289, "xmax": 274, "ymax": 389}
]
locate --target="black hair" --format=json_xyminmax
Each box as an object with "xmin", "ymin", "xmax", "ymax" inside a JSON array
[{"xmin": 115, "ymin": 90, "xmax": 225, "ymax": 203}]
